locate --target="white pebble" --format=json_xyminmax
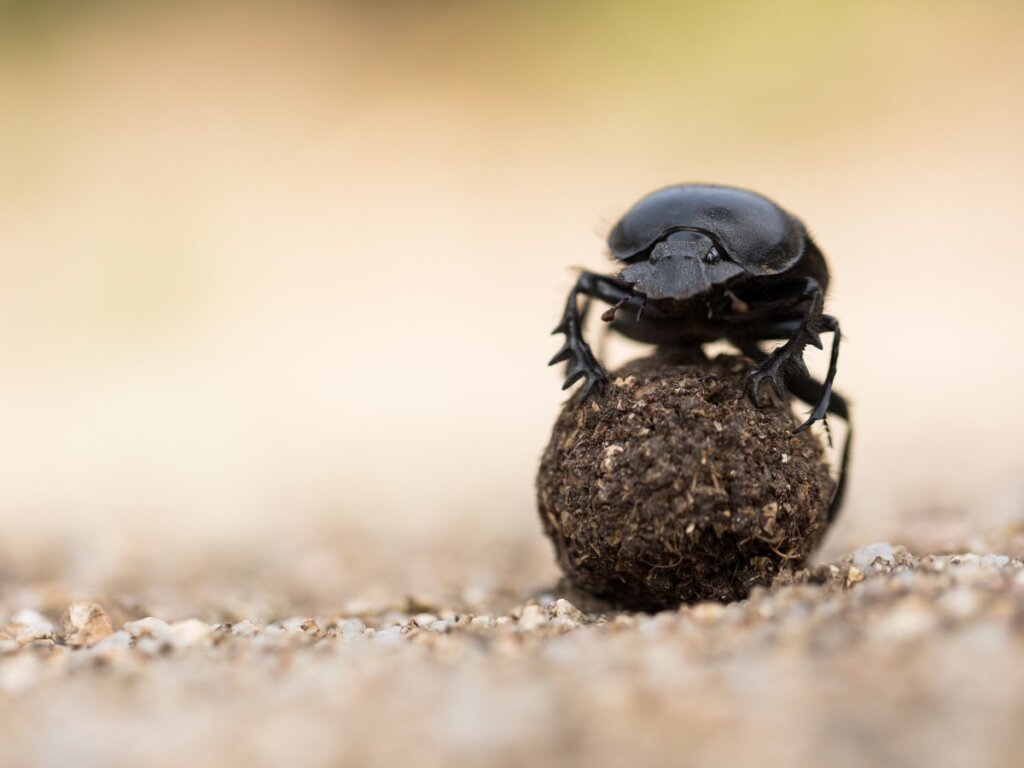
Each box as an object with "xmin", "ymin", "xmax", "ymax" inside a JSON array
[
  {"xmin": 517, "ymin": 605, "xmax": 547, "ymax": 631},
  {"xmin": 372, "ymin": 627, "xmax": 403, "ymax": 645},
  {"xmin": 170, "ymin": 619, "xmax": 213, "ymax": 647},
  {"xmin": 550, "ymin": 599, "xmax": 585, "ymax": 623},
  {"xmin": 123, "ymin": 617, "xmax": 173, "ymax": 640},
  {"xmin": 16, "ymin": 623, "xmax": 54, "ymax": 645},
  {"xmin": 337, "ymin": 619, "xmax": 367, "ymax": 636},
  {"xmin": 852, "ymin": 542, "xmax": 896, "ymax": 571},
  {"xmin": 230, "ymin": 620, "xmax": 261, "ymax": 637},
  {"xmin": 980, "ymin": 554, "xmax": 1011, "ymax": 568},
  {"xmin": 91, "ymin": 631, "xmax": 133, "ymax": 653}
]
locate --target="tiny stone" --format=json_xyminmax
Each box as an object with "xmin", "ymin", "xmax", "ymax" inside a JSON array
[
  {"xmin": 337, "ymin": 619, "xmax": 367, "ymax": 636},
  {"xmin": 372, "ymin": 627, "xmax": 403, "ymax": 645},
  {"xmin": 16, "ymin": 623, "xmax": 54, "ymax": 645},
  {"xmin": 123, "ymin": 617, "xmax": 173, "ymax": 640},
  {"xmin": 61, "ymin": 602, "xmax": 114, "ymax": 648},
  {"xmin": 230, "ymin": 620, "xmax": 261, "ymax": 637},
  {"xmin": 691, "ymin": 602, "xmax": 725, "ymax": 623},
  {"xmin": 90, "ymin": 631, "xmax": 133, "ymax": 654},
  {"xmin": 852, "ymin": 542, "xmax": 896, "ymax": 571},
  {"xmin": 549, "ymin": 599, "xmax": 585, "ymax": 623},
  {"xmin": 135, "ymin": 637, "xmax": 170, "ymax": 656},
  {"xmin": 846, "ymin": 566, "xmax": 865, "ymax": 585},
  {"xmin": 981, "ymin": 554, "xmax": 1011, "ymax": 568},
  {"xmin": 518, "ymin": 605, "xmax": 547, "ymax": 631},
  {"xmin": 170, "ymin": 619, "xmax": 213, "ymax": 647}
]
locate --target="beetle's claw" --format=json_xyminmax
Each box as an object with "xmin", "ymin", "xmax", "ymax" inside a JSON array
[
  {"xmin": 550, "ymin": 326, "xmax": 607, "ymax": 401},
  {"xmin": 548, "ymin": 342, "xmax": 572, "ymax": 366},
  {"xmin": 746, "ymin": 355, "xmax": 788, "ymax": 406},
  {"xmin": 575, "ymin": 371, "xmax": 607, "ymax": 401},
  {"xmin": 794, "ymin": 389, "xmax": 832, "ymax": 434}
]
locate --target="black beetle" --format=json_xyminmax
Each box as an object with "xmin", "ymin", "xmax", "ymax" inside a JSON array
[{"xmin": 550, "ymin": 183, "xmax": 851, "ymax": 520}]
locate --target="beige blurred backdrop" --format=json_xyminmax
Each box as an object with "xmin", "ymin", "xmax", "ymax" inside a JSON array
[{"xmin": 2, "ymin": 0, "xmax": 1023, "ymax": 567}]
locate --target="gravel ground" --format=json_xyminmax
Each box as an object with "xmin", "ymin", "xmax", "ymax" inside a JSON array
[{"xmin": 3, "ymin": 533, "xmax": 1024, "ymax": 768}]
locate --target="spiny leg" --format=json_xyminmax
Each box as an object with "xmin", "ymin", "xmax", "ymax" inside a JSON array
[
  {"xmin": 736, "ymin": 309, "xmax": 841, "ymax": 433},
  {"xmin": 787, "ymin": 373, "xmax": 851, "ymax": 524},
  {"xmin": 549, "ymin": 271, "xmax": 638, "ymax": 400},
  {"xmin": 793, "ymin": 314, "xmax": 840, "ymax": 432},
  {"xmin": 735, "ymin": 339, "xmax": 850, "ymax": 523},
  {"xmin": 742, "ymin": 278, "xmax": 827, "ymax": 409}
]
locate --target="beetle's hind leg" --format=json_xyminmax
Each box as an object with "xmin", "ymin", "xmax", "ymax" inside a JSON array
[
  {"xmin": 791, "ymin": 314, "xmax": 840, "ymax": 432},
  {"xmin": 735, "ymin": 339, "xmax": 851, "ymax": 523},
  {"xmin": 549, "ymin": 271, "xmax": 638, "ymax": 400}
]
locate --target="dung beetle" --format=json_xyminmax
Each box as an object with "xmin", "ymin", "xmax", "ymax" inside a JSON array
[{"xmin": 550, "ymin": 183, "xmax": 851, "ymax": 520}]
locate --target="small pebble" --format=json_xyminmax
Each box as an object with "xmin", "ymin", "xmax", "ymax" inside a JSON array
[
  {"xmin": 517, "ymin": 605, "xmax": 547, "ymax": 631},
  {"xmin": 230, "ymin": 620, "xmax": 261, "ymax": 637},
  {"xmin": 90, "ymin": 631, "xmax": 133, "ymax": 654},
  {"xmin": 16, "ymin": 623, "xmax": 54, "ymax": 646},
  {"xmin": 337, "ymin": 619, "xmax": 367, "ymax": 636},
  {"xmin": 61, "ymin": 602, "xmax": 114, "ymax": 648},
  {"xmin": 170, "ymin": 619, "xmax": 213, "ymax": 647},
  {"xmin": 981, "ymin": 554, "xmax": 1011, "ymax": 568},
  {"xmin": 852, "ymin": 542, "xmax": 896, "ymax": 571},
  {"xmin": 123, "ymin": 617, "xmax": 174, "ymax": 641}
]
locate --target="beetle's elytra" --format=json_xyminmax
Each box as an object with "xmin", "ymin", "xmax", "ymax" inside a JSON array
[{"xmin": 549, "ymin": 183, "xmax": 851, "ymax": 520}]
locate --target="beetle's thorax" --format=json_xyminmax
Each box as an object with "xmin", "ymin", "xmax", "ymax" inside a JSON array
[{"xmin": 619, "ymin": 231, "xmax": 745, "ymax": 301}]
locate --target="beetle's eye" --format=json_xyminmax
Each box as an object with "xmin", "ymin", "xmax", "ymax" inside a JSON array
[{"xmin": 703, "ymin": 247, "xmax": 721, "ymax": 264}]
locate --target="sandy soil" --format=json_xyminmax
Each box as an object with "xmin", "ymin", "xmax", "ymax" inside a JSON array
[{"xmin": 2, "ymin": 530, "xmax": 1024, "ymax": 768}]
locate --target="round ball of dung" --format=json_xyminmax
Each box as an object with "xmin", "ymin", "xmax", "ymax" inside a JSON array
[{"xmin": 537, "ymin": 353, "xmax": 835, "ymax": 611}]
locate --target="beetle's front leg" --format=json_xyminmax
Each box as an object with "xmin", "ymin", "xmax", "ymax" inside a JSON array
[
  {"xmin": 744, "ymin": 278, "xmax": 827, "ymax": 406},
  {"xmin": 549, "ymin": 272, "xmax": 636, "ymax": 400}
]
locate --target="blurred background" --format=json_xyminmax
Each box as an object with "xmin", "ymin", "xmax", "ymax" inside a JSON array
[{"xmin": 2, "ymin": 0, "xmax": 1023, "ymax": 595}]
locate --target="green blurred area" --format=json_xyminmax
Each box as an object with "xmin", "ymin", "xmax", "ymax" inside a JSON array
[{"xmin": 2, "ymin": 0, "xmax": 1020, "ymax": 143}]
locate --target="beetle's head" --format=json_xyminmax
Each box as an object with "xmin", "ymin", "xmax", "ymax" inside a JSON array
[{"xmin": 620, "ymin": 230, "xmax": 745, "ymax": 300}]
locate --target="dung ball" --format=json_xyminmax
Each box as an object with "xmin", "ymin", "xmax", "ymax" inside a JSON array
[{"xmin": 537, "ymin": 353, "xmax": 836, "ymax": 611}]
